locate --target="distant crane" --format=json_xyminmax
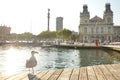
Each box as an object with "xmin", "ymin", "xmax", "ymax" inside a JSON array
[{"xmin": 26, "ymin": 51, "xmax": 38, "ymax": 74}]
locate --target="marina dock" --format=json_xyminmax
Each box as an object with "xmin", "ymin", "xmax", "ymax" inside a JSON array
[
  {"xmin": 1, "ymin": 64, "xmax": 120, "ymax": 80},
  {"xmin": 102, "ymin": 45, "xmax": 120, "ymax": 52},
  {"xmin": 53, "ymin": 44, "xmax": 120, "ymax": 53}
]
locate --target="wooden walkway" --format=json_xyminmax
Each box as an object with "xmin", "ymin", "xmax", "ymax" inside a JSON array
[{"xmin": 0, "ymin": 64, "xmax": 120, "ymax": 80}]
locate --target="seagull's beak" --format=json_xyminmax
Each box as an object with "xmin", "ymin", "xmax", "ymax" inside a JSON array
[
  {"xmin": 35, "ymin": 51, "xmax": 39, "ymax": 54},
  {"xmin": 31, "ymin": 51, "xmax": 39, "ymax": 54}
]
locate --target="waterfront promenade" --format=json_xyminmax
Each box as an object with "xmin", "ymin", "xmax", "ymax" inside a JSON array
[
  {"xmin": 0, "ymin": 64, "xmax": 120, "ymax": 80},
  {"xmin": 54, "ymin": 42, "xmax": 120, "ymax": 52}
]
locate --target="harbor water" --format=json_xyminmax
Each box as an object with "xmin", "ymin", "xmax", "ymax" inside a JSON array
[{"xmin": 0, "ymin": 45, "xmax": 120, "ymax": 75}]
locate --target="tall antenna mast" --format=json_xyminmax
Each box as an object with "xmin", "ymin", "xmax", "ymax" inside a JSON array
[
  {"xmin": 47, "ymin": 8, "xmax": 50, "ymax": 31},
  {"xmin": 30, "ymin": 20, "xmax": 32, "ymax": 33}
]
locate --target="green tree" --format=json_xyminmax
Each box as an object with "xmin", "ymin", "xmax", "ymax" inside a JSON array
[
  {"xmin": 37, "ymin": 31, "xmax": 56, "ymax": 40},
  {"xmin": 9, "ymin": 33, "xmax": 18, "ymax": 40},
  {"xmin": 20, "ymin": 32, "xmax": 34, "ymax": 41},
  {"xmin": 57, "ymin": 29, "xmax": 72, "ymax": 40}
]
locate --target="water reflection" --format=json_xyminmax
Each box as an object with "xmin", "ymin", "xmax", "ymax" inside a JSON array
[
  {"xmin": 0, "ymin": 46, "xmax": 120, "ymax": 75},
  {"xmin": 79, "ymin": 49, "xmax": 119, "ymax": 66},
  {"xmin": 104, "ymin": 50, "xmax": 120, "ymax": 62}
]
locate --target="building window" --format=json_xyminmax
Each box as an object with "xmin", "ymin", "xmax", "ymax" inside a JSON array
[
  {"xmin": 91, "ymin": 28, "xmax": 94, "ymax": 34},
  {"xmin": 96, "ymin": 27, "xmax": 99, "ymax": 34},
  {"xmin": 108, "ymin": 27, "xmax": 111, "ymax": 33},
  {"xmin": 85, "ymin": 20, "xmax": 87, "ymax": 23},
  {"xmin": 84, "ymin": 27, "xmax": 87, "ymax": 33},
  {"xmin": 108, "ymin": 36, "xmax": 111, "ymax": 40},
  {"xmin": 107, "ymin": 17, "xmax": 111, "ymax": 23},
  {"xmin": 101, "ymin": 27, "xmax": 104, "ymax": 33}
]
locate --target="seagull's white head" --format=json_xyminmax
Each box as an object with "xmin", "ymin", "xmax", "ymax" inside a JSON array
[{"xmin": 31, "ymin": 51, "xmax": 38, "ymax": 55}]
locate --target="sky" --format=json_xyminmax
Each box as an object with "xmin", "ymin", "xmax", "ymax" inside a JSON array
[{"xmin": 0, "ymin": 0, "xmax": 120, "ymax": 35}]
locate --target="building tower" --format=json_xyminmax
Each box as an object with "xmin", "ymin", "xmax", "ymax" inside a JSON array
[
  {"xmin": 79, "ymin": 4, "xmax": 90, "ymax": 42},
  {"xmin": 103, "ymin": 3, "xmax": 113, "ymax": 40},
  {"xmin": 80, "ymin": 4, "xmax": 90, "ymax": 24},
  {"xmin": 56, "ymin": 17, "xmax": 63, "ymax": 31},
  {"xmin": 103, "ymin": 3, "xmax": 113, "ymax": 24}
]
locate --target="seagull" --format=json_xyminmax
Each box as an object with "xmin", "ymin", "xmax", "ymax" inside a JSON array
[{"xmin": 26, "ymin": 51, "xmax": 38, "ymax": 74}]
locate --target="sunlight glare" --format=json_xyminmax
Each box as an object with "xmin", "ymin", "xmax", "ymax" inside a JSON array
[{"xmin": 4, "ymin": 47, "xmax": 25, "ymax": 75}]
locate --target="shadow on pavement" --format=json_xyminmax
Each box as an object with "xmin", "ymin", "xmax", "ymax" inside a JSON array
[{"xmin": 28, "ymin": 73, "xmax": 41, "ymax": 80}]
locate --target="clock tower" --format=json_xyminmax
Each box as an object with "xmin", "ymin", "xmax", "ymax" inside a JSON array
[
  {"xmin": 80, "ymin": 4, "xmax": 90, "ymax": 24},
  {"xmin": 103, "ymin": 3, "xmax": 113, "ymax": 24}
]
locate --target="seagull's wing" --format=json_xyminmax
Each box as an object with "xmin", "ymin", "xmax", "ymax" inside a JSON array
[{"xmin": 26, "ymin": 56, "xmax": 37, "ymax": 68}]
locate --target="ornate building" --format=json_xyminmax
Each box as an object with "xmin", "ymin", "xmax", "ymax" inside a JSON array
[
  {"xmin": 0, "ymin": 25, "xmax": 11, "ymax": 41},
  {"xmin": 113, "ymin": 26, "xmax": 120, "ymax": 41},
  {"xmin": 0, "ymin": 25, "xmax": 11, "ymax": 35},
  {"xmin": 79, "ymin": 3, "xmax": 114, "ymax": 43}
]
